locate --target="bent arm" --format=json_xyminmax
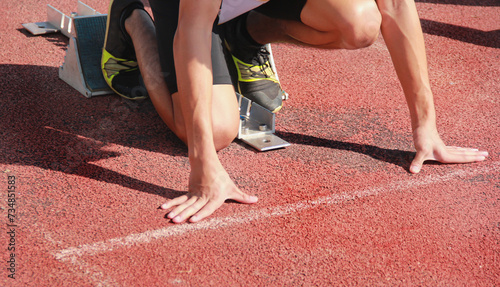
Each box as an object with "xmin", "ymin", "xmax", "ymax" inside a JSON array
[
  {"xmin": 377, "ymin": 0, "xmax": 488, "ymax": 172},
  {"xmin": 162, "ymin": 0, "xmax": 258, "ymax": 223}
]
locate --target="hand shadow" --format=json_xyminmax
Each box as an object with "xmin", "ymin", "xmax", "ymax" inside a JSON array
[{"xmin": 276, "ymin": 131, "xmax": 416, "ymax": 172}]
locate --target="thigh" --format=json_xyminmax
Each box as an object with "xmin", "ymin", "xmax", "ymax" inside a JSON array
[
  {"xmin": 255, "ymin": 0, "xmax": 380, "ymax": 48},
  {"xmin": 254, "ymin": 0, "xmax": 307, "ymax": 22},
  {"xmin": 150, "ymin": 0, "xmax": 233, "ymax": 94},
  {"xmin": 300, "ymin": 0, "xmax": 379, "ymax": 32},
  {"xmin": 210, "ymin": 84, "xmax": 240, "ymax": 143}
]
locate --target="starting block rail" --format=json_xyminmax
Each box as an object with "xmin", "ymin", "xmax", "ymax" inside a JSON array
[{"xmin": 22, "ymin": 1, "xmax": 101, "ymax": 38}]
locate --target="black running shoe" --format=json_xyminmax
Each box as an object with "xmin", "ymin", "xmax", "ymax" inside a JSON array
[
  {"xmin": 101, "ymin": 0, "xmax": 148, "ymax": 100},
  {"xmin": 224, "ymin": 18, "xmax": 284, "ymax": 113},
  {"xmin": 229, "ymin": 45, "xmax": 284, "ymax": 113}
]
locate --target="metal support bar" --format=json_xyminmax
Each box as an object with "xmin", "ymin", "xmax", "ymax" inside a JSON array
[
  {"xmin": 59, "ymin": 37, "xmax": 89, "ymax": 97},
  {"xmin": 76, "ymin": 1, "xmax": 101, "ymax": 17},
  {"xmin": 237, "ymin": 93, "xmax": 290, "ymax": 151}
]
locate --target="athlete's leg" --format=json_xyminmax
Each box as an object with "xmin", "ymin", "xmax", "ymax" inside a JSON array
[
  {"xmin": 250, "ymin": 0, "xmax": 382, "ymax": 49},
  {"xmin": 125, "ymin": 9, "xmax": 239, "ymax": 151}
]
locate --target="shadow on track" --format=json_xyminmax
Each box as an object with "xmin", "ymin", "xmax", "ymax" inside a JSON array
[
  {"xmin": 276, "ymin": 131, "xmax": 415, "ymax": 171},
  {"xmin": 421, "ymin": 19, "xmax": 500, "ymax": 49},
  {"xmin": 0, "ymin": 64, "xmax": 186, "ymax": 199},
  {"xmin": 415, "ymin": 0, "xmax": 499, "ymax": 6},
  {"xmin": 16, "ymin": 28, "xmax": 69, "ymax": 50},
  {"xmin": 415, "ymin": 0, "xmax": 500, "ymax": 48}
]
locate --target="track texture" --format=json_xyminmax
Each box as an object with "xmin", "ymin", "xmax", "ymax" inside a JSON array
[{"xmin": 1, "ymin": 0, "xmax": 499, "ymax": 286}]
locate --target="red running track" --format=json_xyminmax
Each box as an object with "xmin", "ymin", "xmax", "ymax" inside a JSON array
[{"xmin": 1, "ymin": 0, "xmax": 499, "ymax": 286}]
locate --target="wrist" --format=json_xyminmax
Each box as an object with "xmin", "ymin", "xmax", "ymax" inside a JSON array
[
  {"xmin": 410, "ymin": 111, "xmax": 436, "ymax": 132},
  {"xmin": 407, "ymin": 92, "xmax": 437, "ymax": 131},
  {"xmin": 188, "ymin": 142, "xmax": 220, "ymax": 166},
  {"xmin": 189, "ymin": 150, "xmax": 219, "ymax": 165}
]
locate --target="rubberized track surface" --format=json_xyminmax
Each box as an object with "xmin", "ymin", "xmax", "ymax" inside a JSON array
[{"xmin": 1, "ymin": 0, "xmax": 499, "ymax": 286}]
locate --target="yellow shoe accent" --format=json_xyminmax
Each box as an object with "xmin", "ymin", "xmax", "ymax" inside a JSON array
[
  {"xmin": 101, "ymin": 49, "xmax": 138, "ymax": 85},
  {"xmin": 231, "ymin": 54, "xmax": 279, "ymax": 83}
]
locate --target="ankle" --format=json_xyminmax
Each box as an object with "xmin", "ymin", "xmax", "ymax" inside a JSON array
[
  {"xmin": 247, "ymin": 11, "xmax": 285, "ymax": 44},
  {"xmin": 124, "ymin": 9, "xmax": 142, "ymax": 35},
  {"xmin": 241, "ymin": 13, "xmax": 264, "ymax": 47},
  {"xmin": 125, "ymin": 9, "xmax": 154, "ymax": 38},
  {"xmin": 246, "ymin": 11, "xmax": 266, "ymax": 45}
]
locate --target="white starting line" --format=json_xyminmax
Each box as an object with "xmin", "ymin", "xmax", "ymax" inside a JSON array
[{"xmin": 54, "ymin": 161, "xmax": 499, "ymax": 263}]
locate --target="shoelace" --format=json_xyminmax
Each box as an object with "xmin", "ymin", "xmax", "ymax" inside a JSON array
[{"xmin": 250, "ymin": 47, "xmax": 273, "ymax": 78}]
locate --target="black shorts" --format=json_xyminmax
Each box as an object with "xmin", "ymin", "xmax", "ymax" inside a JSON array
[
  {"xmin": 149, "ymin": 0, "xmax": 307, "ymax": 94},
  {"xmin": 255, "ymin": 0, "xmax": 307, "ymax": 22}
]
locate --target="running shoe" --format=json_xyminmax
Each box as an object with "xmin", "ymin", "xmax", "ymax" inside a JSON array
[
  {"xmin": 224, "ymin": 19, "xmax": 284, "ymax": 113},
  {"xmin": 101, "ymin": 0, "xmax": 148, "ymax": 100},
  {"xmin": 229, "ymin": 46, "xmax": 283, "ymax": 113}
]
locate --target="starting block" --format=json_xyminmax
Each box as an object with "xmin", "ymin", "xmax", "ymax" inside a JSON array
[
  {"xmin": 23, "ymin": 1, "xmax": 113, "ymax": 98},
  {"xmin": 23, "ymin": 2, "xmax": 290, "ymax": 151},
  {"xmin": 22, "ymin": 1, "xmax": 101, "ymax": 38},
  {"xmin": 237, "ymin": 93, "xmax": 290, "ymax": 151}
]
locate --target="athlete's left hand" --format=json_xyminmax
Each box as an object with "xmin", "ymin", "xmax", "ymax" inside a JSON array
[{"xmin": 410, "ymin": 125, "xmax": 489, "ymax": 173}]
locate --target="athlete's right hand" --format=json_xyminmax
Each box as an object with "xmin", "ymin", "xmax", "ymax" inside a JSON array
[{"xmin": 160, "ymin": 160, "xmax": 258, "ymax": 223}]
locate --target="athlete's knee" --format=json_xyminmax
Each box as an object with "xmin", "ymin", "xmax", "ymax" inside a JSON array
[
  {"xmin": 341, "ymin": 4, "xmax": 381, "ymax": 49},
  {"xmin": 171, "ymin": 120, "xmax": 236, "ymax": 151},
  {"xmin": 173, "ymin": 121, "xmax": 187, "ymax": 145},
  {"xmin": 211, "ymin": 86, "xmax": 240, "ymax": 151},
  {"xmin": 213, "ymin": 118, "xmax": 239, "ymax": 151}
]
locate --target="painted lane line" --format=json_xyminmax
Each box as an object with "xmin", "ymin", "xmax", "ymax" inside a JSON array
[{"xmin": 54, "ymin": 162, "xmax": 499, "ymax": 262}]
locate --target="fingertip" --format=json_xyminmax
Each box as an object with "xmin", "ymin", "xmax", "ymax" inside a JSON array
[
  {"xmin": 161, "ymin": 199, "xmax": 177, "ymax": 210},
  {"xmin": 242, "ymin": 194, "xmax": 259, "ymax": 204},
  {"xmin": 189, "ymin": 215, "xmax": 200, "ymax": 223},
  {"xmin": 172, "ymin": 216, "xmax": 184, "ymax": 224},
  {"xmin": 410, "ymin": 165, "xmax": 421, "ymax": 174},
  {"xmin": 167, "ymin": 211, "xmax": 176, "ymax": 220}
]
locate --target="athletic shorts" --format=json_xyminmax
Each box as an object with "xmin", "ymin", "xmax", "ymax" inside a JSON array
[
  {"xmin": 255, "ymin": 0, "xmax": 307, "ymax": 22},
  {"xmin": 149, "ymin": 0, "xmax": 307, "ymax": 94}
]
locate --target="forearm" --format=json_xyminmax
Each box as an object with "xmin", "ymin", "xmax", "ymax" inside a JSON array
[
  {"xmin": 174, "ymin": 31, "xmax": 217, "ymax": 162},
  {"xmin": 174, "ymin": 1, "xmax": 221, "ymax": 164},
  {"xmin": 378, "ymin": 0, "xmax": 436, "ymax": 130}
]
